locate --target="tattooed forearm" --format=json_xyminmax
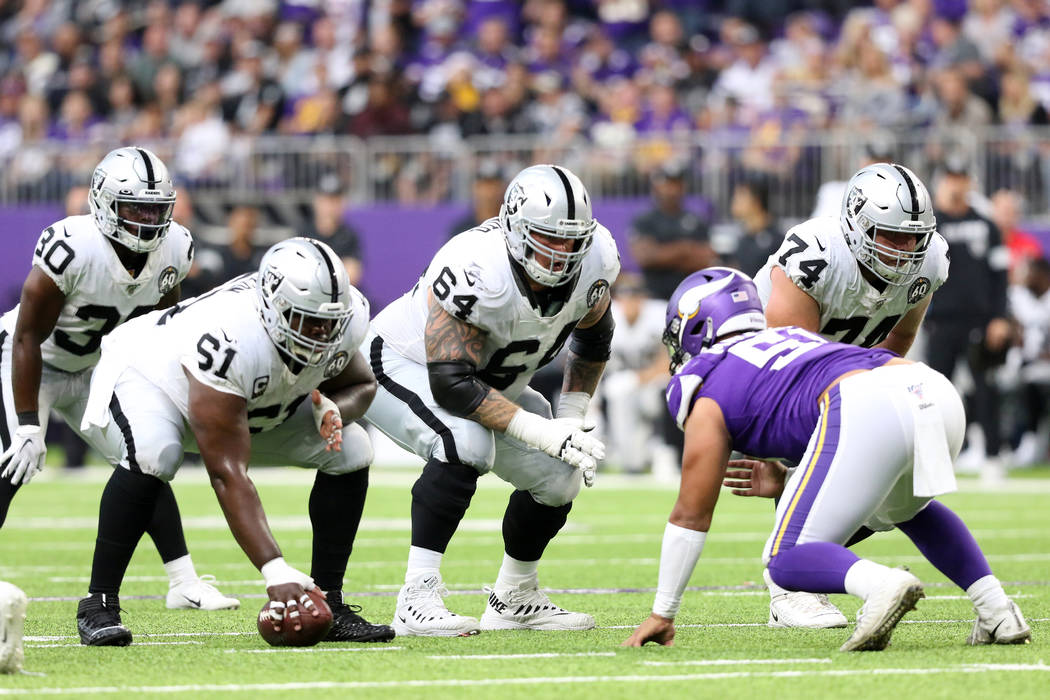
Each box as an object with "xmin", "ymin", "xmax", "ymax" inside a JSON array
[
  {"xmin": 425, "ymin": 292, "xmax": 521, "ymax": 432},
  {"xmin": 425, "ymin": 292, "xmax": 485, "ymax": 364},
  {"xmin": 562, "ymin": 353, "xmax": 606, "ymax": 395}
]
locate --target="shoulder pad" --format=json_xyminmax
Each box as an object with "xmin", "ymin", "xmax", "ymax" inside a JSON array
[
  {"xmin": 665, "ymin": 346, "xmax": 727, "ymax": 430},
  {"xmin": 31, "ymin": 220, "xmax": 83, "ymax": 295},
  {"xmin": 772, "ymin": 221, "xmax": 832, "ymax": 295}
]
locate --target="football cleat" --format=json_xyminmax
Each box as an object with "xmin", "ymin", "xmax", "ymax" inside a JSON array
[
  {"xmin": 480, "ymin": 583, "xmax": 595, "ymax": 631},
  {"xmin": 323, "ymin": 591, "xmax": 395, "ymax": 643},
  {"xmin": 764, "ymin": 569, "xmax": 848, "ymax": 629},
  {"xmin": 967, "ymin": 600, "xmax": 1032, "ymax": 645},
  {"xmin": 0, "ymin": 582, "xmax": 27, "ymax": 673},
  {"xmin": 165, "ymin": 575, "xmax": 240, "ymax": 610},
  {"xmin": 77, "ymin": 593, "xmax": 132, "ymax": 646},
  {"xmin": 840, "ymin": 569, "xmax": 924, "ymax": 652},
  {"xmin": 392, "ymin": 573, "xmax": 480, "ymax": 637}
]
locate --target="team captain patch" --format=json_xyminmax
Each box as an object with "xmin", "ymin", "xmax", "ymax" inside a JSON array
[
  {"xmin": 586, "ymin": 279, "xmax": 609, "ymax": 308},
  {"xmin": 907, "ymin": 276, "xmax": 931, "ymax": 304}
]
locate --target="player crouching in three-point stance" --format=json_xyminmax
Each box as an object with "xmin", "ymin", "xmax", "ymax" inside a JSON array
[
  {"xmin": 75, "ymin": 238, "xmax": 393, "ymax": 646},
  {"xmin": 365, "ymin": 164, "xmax": 619, "ymax": 636},
  {"xmin": 623, "ymin": 267, "xmax": 1030, "ymax": 651}
]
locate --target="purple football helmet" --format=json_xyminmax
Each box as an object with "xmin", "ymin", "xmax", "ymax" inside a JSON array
[{"xmin": 662, "ymin": 267, "xmax": 767, "ymax": 373}]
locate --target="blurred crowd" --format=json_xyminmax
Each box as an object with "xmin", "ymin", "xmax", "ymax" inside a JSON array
[{"xmin": 2, "ymin": 0, "xmax": 1050, "ymax": 203}]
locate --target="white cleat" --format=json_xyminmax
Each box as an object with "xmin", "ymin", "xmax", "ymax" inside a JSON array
[
  {"xmin": 392, "ymin": 573, "xmax": 480, "ymax": 637},
  {"xmin": 764, "ymin": 569, "xmax": 848, "ymax": 629},
  {"xmin": 166, "ymin": 575, "xmax": 240, "ymax": 611},
  {"xmin": 480, "ymin": 583, "xmax": 595, "ymax": 631},
  {"xmin": 840, "ymin": 569, "xmax": 924, "ymax": 652},
  {"xmin": 0, "ymin": 582, "xmax": 27, "ymax": 674},
  {"xmin": 968, "ymin": 600, "xmax": 1032, "ymax": 645}
]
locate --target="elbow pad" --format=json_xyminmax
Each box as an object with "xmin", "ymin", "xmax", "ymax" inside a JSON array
[
  {"xmin": 427, "ymin": 360, "xmax": 490, "ymax": 417},
  {"xmin": 569, "ymin": 305, "xmax": 615, "ymax": 362}
]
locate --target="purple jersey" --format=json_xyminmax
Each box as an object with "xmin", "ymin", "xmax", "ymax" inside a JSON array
[{"xmin": 665, "ymin": 327, "xmax": 897, "ymax": 461}]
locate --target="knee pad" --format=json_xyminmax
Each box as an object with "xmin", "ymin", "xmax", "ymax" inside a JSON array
[
  {"xmin": 528, "ymin": 467, "xmax": 582, "ymax": 507},
  {"xmin": 318, "ymin": 423, "xmax": 374, "ymax": 475},
  {"xmin": 411, "ymin": 458, "xmax": 480, "ymax": 523}
]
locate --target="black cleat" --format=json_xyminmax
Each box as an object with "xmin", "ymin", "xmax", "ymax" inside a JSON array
[
  {"xmin": 324, "ymin": 591, "xmax": 395, "ymax": 643},
  {"xmin": 77, "ymin": 593, "xmax": 132, "ymax": 646}
]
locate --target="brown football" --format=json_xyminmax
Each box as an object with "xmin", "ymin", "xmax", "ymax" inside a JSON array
[{"xmin": 257, "ymin": 588, "xmax": 333, "ymax": 647}]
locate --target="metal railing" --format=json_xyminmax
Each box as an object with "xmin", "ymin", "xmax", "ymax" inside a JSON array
[{"xmin": 3, "ymin": 127, "xmax": 1049, "ymax": 222}]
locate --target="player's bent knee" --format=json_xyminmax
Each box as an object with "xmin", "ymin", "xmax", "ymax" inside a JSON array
[
  {"xmin": 528, "ymin": 468, "xmax": 582, "ymax": 507},
  {"xmin": 318, "ymin": 423, "xmax": 373, "ymax": 475},
  {"xmin": 412, "ymin": 458, "xmax": 479, "ymax": 518},
  {"xmin": 133, "ymin": 442, "xmax": 184, "ymax": 482}
]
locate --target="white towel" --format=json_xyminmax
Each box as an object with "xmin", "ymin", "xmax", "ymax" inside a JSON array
[{"xmin": 907, "ymin": 379, "xmax": 958, "ymax": 497}]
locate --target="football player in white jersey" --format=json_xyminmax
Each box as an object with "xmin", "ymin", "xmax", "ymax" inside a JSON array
[
  {"xmin": 73, "ymin": 238, "xmax": 393, "ymax": 646},
  {"xmin": 366, "ymin": 164, "xmax": 619, "ymax": 636},
  {"xmin": 745, "ymin": 163, "xmax": 950, "ymax": 629},
  {"xmin": 0, "ymin": 146, "xmax": 237, "ymax": 612}
]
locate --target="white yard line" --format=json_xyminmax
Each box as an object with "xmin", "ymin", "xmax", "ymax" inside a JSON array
[
  {"xmin": 226, "ymin": 647, "xmax": 402, "ymax": 654},
  {"xmin": 0, "ymin": 665, "xmax": 1047, "ymax": 695},
  {"xmin": 642, "ymin": 658, "xmax": 832, "ymax": 666},
  {"xmin": 426, "ymin": 652, "xmax": 616, "ymax": 660},
  {"xmin": 26, "ymin": 641, "xmax": 203, "ymax": 648}
]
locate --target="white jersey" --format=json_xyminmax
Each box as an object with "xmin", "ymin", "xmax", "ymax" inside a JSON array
[
  {"xmin": 0, "ymin": 215, "xmax": 194, "ymax": 373},
  {"xmin": 86, "ymin": 274, "xmax": 370, "ymax": 435},
  {"xmin": 754, "ymin": 216, "xmax": 950, "ymax": 348},
  {"xmin": 608, "ymin": 298, "xmax": 666, "ymax": 373},
  {"xmin": 372, "ymin": 218, "xmax": 621, "ymax": 399}
]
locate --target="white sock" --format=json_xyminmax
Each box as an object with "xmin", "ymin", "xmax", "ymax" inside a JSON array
[
  {"xmin": 495, "ymin": 553, "xmax": 539, "ymax": 589},
  {"xmin": 843, "ymin": 559, "xmax": 893, "ymax": 601},
  {"xmin": 967, "ymin": 574, "xmax": 1010, "ymax": 619},
  {"xmin": 405, "ymin": 546, "xmax": 443, "ymax": 584},
  {"xmin": 766, "ymin": 569, "xmax": 790, "ymax": 598},
  {"xmin": 163, "ymin": 554, "xmax": 198, "ymax": 588}
]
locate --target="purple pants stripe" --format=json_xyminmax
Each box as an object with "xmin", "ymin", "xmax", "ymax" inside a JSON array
[{"xmin": 770, "ymin": 383, "xmax": 843, "ymax": 556}]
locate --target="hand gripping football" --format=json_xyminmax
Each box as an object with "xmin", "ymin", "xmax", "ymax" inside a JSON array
[{"xmin": 257, "ymin": 588, "xmax": 333, "ymax": 646}]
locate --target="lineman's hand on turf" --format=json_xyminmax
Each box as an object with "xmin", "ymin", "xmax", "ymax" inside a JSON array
[
  {"xmin": 723, "ymin": 458, "xmax": 787, "ymax": 498},
  {"xmin": 622, "ymin": 613, "xmax": 675, "ymax": 647}
]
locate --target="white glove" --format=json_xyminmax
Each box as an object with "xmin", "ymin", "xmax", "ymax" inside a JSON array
[
  {"xmin": 311, "ymin": 390, "xmax": 342, "ymax": 451},
  {"xmin": 505, "ymin": 410, "xmax": 604, "ymax": 487},
  {"xmin": 260, "ymin": 556, "xmax": 316, "ymax": 590},
  {"xmin": 1, "ymin": 425, "xmax": 46, "ymax": 486}
]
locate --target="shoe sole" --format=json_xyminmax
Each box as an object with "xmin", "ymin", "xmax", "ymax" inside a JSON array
[
  {"xmin": 79, "ymin": 628, "xmax": 133, "ymax": 647},
  {"xmin": 392, "ymin": 620, "xmax": 480, "ymax": 637},
  {"xmin": 166, "ymin": 601, "xmax": 241, "ymax": 611},
  {"xmin": 767, "ymin": 613, "xmax": 848, "ymax": 630},
  {"xmin": 480, "ymin": 616, "xmax": 595, "ymax": 631},
  {"xmin": 324, "ymin": 628, "xmax": 397, "ymax": 643},
  {"xmin": 840, "ymin": 583, "xmax": 924, "ymax": 652}
]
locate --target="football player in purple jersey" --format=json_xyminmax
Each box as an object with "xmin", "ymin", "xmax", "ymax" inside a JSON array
[{"xmin": 623, "ymin": 267, "xmax": 1030, "ymax": 651}]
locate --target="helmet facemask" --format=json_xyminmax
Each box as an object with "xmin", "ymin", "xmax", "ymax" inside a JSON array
[
  {"xmin": 89, "ymin": 147, "xmax": 176, "ymax": 254},
  {"xmin": 511, "ymin": 216, "xmax": 596, "ymax": 287}
]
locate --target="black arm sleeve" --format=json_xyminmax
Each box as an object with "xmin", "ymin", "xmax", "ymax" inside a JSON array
[
  {"xmin": 427, "ymin": 360, "xmax": 491, "ymax": 417},
  {"xmin": 569, "ymin": 304, "xmax": 615, "ymax": 362}
]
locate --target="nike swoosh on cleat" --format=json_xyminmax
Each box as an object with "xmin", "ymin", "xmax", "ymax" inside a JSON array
[
  {"xmin": 398, "ymin": 615, "xmax": 408, "ymax": 624},
  {"xmin": 990, "ymin": 619, "xmax": 1005, "ymax": 639},
  {"xmin": 183, "ymin": 595, "xmax": 201, "ymax": 608}
]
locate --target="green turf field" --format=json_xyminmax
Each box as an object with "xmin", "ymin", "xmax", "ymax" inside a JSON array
[{"xmin": 0, "ymin": 465, "xmax": 1046, "ymax": 699}]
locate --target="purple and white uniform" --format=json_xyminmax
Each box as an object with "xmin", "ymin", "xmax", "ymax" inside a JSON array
[{"xmin": 666, "ymin": 326, "xmax": 965, "ymax": 560}]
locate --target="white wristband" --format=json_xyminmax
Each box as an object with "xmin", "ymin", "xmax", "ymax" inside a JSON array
[
  {"xmin": 312, "ymin": 392, "xmax": 340, "ymax": 432},
  {"xmin": 504, "ymin": 409, "xmax": 548, "ymax": 448},
  {"xmin": 261, "ymin": 557, "xmax": 298, "ymax": 588},
  {"xmin": 652, "ymin": 522, "xmax": 707, "ymax": 619},
  {"xmin": 555, "ymin": 391, "xmax": 590, "ymax": 422}
]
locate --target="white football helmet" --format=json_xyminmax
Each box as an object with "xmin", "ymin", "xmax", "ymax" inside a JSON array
[
  {"xmin": 500, "ymin": 164, "xmax": 597, "ymax": 287},
  {"xmin": 88, "ymin": 146, "xmax": 176, "ymax": 253},
  {"xmin": 256, "ymin": 237, "xmax": 354, "ymax": 367},
  {"xmin": 840, "ymin": 162, "xmax": 936, "ymax": 286}
]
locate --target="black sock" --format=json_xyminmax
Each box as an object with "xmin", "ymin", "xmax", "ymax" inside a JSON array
[
  {"xmin": 145, "ymin": 482, "xmax": 190, "ymax": 564},
  {"xmin": 89, "ymin": 469, "xmax": 165, "ymax": 595},
  {"xmin": 310, "ymin": 469, "xmax": 369, "ymax": 592},
  {"xmin": 502, "ymin": 490, "xmax": 571, "ymax": 562},
  {"xmin": 0, "ymin": 478, "xmax": 21, "ymax": 529},
  {"xmin": 410, "ymin": 459, "xmax": 479, "ymax": 553}
]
